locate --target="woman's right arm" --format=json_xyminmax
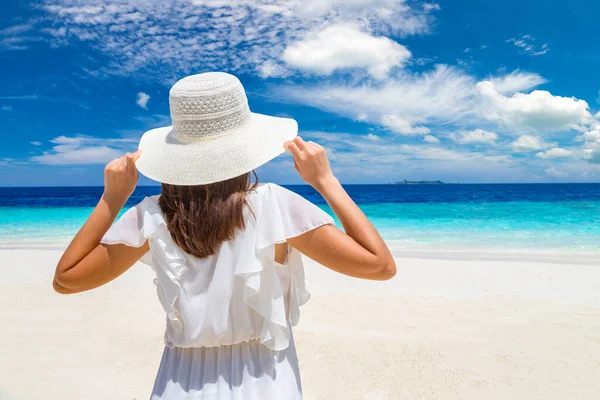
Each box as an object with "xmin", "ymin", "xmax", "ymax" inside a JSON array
[{"xmin": 283, "ymin": 137, "xmax": 396, "ymax": 281}]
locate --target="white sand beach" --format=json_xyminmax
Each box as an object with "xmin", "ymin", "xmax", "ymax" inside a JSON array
[{"xmin": 0, "ymin": 246, "xmax": 599, "ymax": 400}]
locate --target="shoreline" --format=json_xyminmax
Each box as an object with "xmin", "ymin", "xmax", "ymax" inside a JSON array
[
  {"xmin": 3, "ymin": 239, "xmax": 599, "ymax": 265},
  {"xmin": 387, "ymin": 243, "xmax": 600, "ymax": 265}
]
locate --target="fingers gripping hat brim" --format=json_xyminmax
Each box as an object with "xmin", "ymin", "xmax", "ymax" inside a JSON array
[{"xmin": 136, "ymin": 113, "xmax": 298, "ymax": 185}]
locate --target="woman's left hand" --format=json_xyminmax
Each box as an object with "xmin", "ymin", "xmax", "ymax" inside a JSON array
[{"xmin": 102, "ymin": 150, "xmax": 141, "ymax": 205}]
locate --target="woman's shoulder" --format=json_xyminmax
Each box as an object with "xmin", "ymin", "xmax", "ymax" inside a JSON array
[
  {"xmin": 134, "ymin": 194, "xmax": 161, "ymax": 210},
  {"xmin": 144, "ymin": 194, "xmax": 161, "ymax": 203},
  {"xmin": 248, "ymin": 182, "xmax": 285, "ymax": 201},
  {"xmin": 249, "ymin": 182, "xmax": 299, "ymax": 198},
  {"xmin": 249, "ymin": 182, "xmax": 333, "ymax": 222},
  {"xmin": 248, "ymin": 183, "xmax": 311, "ymax": 208},
  {"xmin": 250, "ymin": 182, "xmax": 280, "ymax": 193}
]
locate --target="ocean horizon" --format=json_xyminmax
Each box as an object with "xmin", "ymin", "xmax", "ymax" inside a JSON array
[{"xmin": 1, "ymin": 183, "xmax": 599, "ymax": 252}]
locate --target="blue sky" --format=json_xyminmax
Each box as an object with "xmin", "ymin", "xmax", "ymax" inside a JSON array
[{"xmin": 1, "ymin": 0, "xmax": 599, "ymax": 186}]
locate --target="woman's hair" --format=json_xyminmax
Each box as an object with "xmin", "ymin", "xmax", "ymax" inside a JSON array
[{"xmin": 158, "ymin": 171, "xmax": 258, "ymax": 258}]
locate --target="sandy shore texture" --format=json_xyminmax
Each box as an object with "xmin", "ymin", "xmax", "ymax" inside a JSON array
[{"xmin": 0, "ymin": 247, "xmax": 599, "ymax": 400}]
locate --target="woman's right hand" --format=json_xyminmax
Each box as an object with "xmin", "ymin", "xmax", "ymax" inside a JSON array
[
  {"xmin": 103, "ymin": 150, "xmax": 141, "ymax": 206},
  {"xmin": 283, "ymin": 136, "xmax": 337, "ymax": 191}
]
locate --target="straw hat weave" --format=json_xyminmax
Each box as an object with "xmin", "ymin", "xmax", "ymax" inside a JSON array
[{"xmin": 136, "ymin": 72, "xmax": 298, "ymax": 185}]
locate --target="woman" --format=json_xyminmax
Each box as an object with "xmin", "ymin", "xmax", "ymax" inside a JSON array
[{"xmin": 53, "ymin": 72, "xmax": 395, "ymax": 399}]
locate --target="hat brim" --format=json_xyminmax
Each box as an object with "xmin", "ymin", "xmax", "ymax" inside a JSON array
[{"xmin": 136, "ymin": 112, "xmax": 298, "ymax": 185}]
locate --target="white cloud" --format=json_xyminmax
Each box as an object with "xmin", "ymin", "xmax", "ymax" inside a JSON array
[
  {"xmin": 488, "ymin": 71, "xmax": 546, "ymax": 95},
  {"xmin": 283, "ymin": 65, "xmax": 595, "ymax": 156},
  {"xmin": 450, "ymin": 129, "xmax": 497, "ymax": 145},
  {"xmin": 414, "ymin": 57, "xmax": 435, "ymax": 66},
  {"xmin": 381, "ymin": 114, "xmax": 430, "ymax": 135},
  {"xmin": 259, "ymin": 60, "xmax": 288, "ymax": 78},
  {"xmin": 42, "ymin": 27, "xmax": 67, "ymax": 38},
  {"xmin": 282, "ymin": 64, "xmax": 476, "ymax": 132},
  {"xmin": 545, "ymin": 167, "xmax": 567, "ymax": 178},
  {"xmin": 118, "ymin": 11, "xmax": 147, "ymax": 23},
  {"xmin": 30, "ymin": 141, "xmax": 42, "ymax": 146},
  {"xmin": 536, "ymin": 148, "xmax": 572, "ymax": 159},
  {"xmin": 33, "ymin": 0, "xmax": 437, "ymax": 80},
  {"xmin": 305, "ymin": 130, "xmax": 510, "ymax": 164},
  {"xmin": 423, "ymin": 135, "xmax": 439, "ymax": 143},
  {"xmin": 291, "ymin": 0, "xmax": 437, "ymax": 36},
  {"xmin": 302, "ymin": 130, "xmax": 521, "ymax": 183},
  {"xmin": 31, "ymin": 146, "xmax": 122, "ymax": 165},
  {"xmin": 507, "ymin": 35, "xmax": 549, "ymax": 56},
  {"xmin": 136, "ymin": 92, "xmax": 151, "ymax": 110},
  {"xmin": 0, "ymin": 95, "xmax": 38, "ymax": 100},
  {"xmin": 0, "ymin": 94, "xmax": 90, "ymax": 109},
  {"xmin": 577, "ymin": 129, "xmax": 600, "ymax": 143},
  {"xmin": 580, "ymin": 124, "xmax": 600, "ymax": 164},
  {"xmin": 583, "ymin": 150, "xmax": 600, "ymax": 164},
  {"xmin": 423, "ymin": 3, "xmax": 441, "ymax": 12},
  {"xmin": 1, "ymin": 37, "xmax": 37, "ymax": 51},
  {"xmin": 0, "ymin": 22, "xmax": 40, "ymax": 51},
  {"xmin": 511, "ymin": 135, "xmax": 552, "ymax": 152},
  {"xmin": 477, "ymin": 80, "xmax": 592, "ymax": 130},
  {"xmin": 286, "ymin": 64, "xmax": 594, "ymax": 136},
  {"xmin": 1, "ymin": 105, "xmax": 12, "ymax": 111},
  {"xmin": 365, "ymin": 133, "xmax": 380, "ymax": 141},
  {"xmin": 282, "ymin": 24, "xmax": 411, "ymax": 78},
  {"xmin": 30, "ymin": 135, "xmax": 137, "ymax": 165},
  {"xmin": 0, "ymin": 23, "xmax": 36, "ymax": 36}
]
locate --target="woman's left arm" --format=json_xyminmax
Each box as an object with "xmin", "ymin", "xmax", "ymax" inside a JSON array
[{"xmin": 53, "ymin": 151, "xmax": 149, "ymax": 295}]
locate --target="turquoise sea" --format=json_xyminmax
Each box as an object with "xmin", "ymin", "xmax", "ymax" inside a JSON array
[{"xmin": 1, "ymin": 184, "xmax": 599, "ymax": 251}]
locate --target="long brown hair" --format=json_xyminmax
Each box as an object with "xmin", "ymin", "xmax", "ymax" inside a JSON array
[{"xmin": 158, "ymin": 171, "xmax": 258, "ymax": 258}]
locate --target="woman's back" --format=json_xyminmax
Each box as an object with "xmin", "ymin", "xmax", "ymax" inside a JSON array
[{"xmin": 101, "ymin": 183, "xmax": 333, "ymax": 351}]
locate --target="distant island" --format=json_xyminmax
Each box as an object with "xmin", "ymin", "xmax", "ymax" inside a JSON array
[{"xmin": 391, "ymin": 180, "xmax": 445, "ymax": 185}]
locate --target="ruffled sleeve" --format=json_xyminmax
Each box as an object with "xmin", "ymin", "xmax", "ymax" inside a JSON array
[
  {"xmin": 101, "ymin": 197, "xmax": 153, "ymax": 264},
  {"xmin": 255, "ymin": 183, "xmax": 335, "ymax": 250},
  {"xmin": 240, "ymin": 183, "xmax": 335, "ymax": 351},
  {"xmin": 101, "ymin": 195, "xmax": 171, "ymax": 265},
  {"xmin": 100, "ymin": 195, "xmax": 188, "ymax": 340}
]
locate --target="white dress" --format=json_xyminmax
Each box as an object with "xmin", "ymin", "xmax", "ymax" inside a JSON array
[{"xmin": 100, "ymin": 183, "xmax": 334, "ymax": 399}]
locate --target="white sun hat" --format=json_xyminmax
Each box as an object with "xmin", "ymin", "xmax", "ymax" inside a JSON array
[{"xmin": 135, "ymin": 72, "xmax": 298, "ymax": 185}]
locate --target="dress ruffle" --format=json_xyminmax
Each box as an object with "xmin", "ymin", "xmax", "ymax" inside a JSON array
[
  {"xmin": 100, "ymin": 184, "xmax": 335, "ymax": 352},
  {"xmin": 101, "ymin": 196, "xmax": 188, "ymax": 342},
  {"xmin": 237, "ymin": 183, "xmax": 334, "ymax": 350}
]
